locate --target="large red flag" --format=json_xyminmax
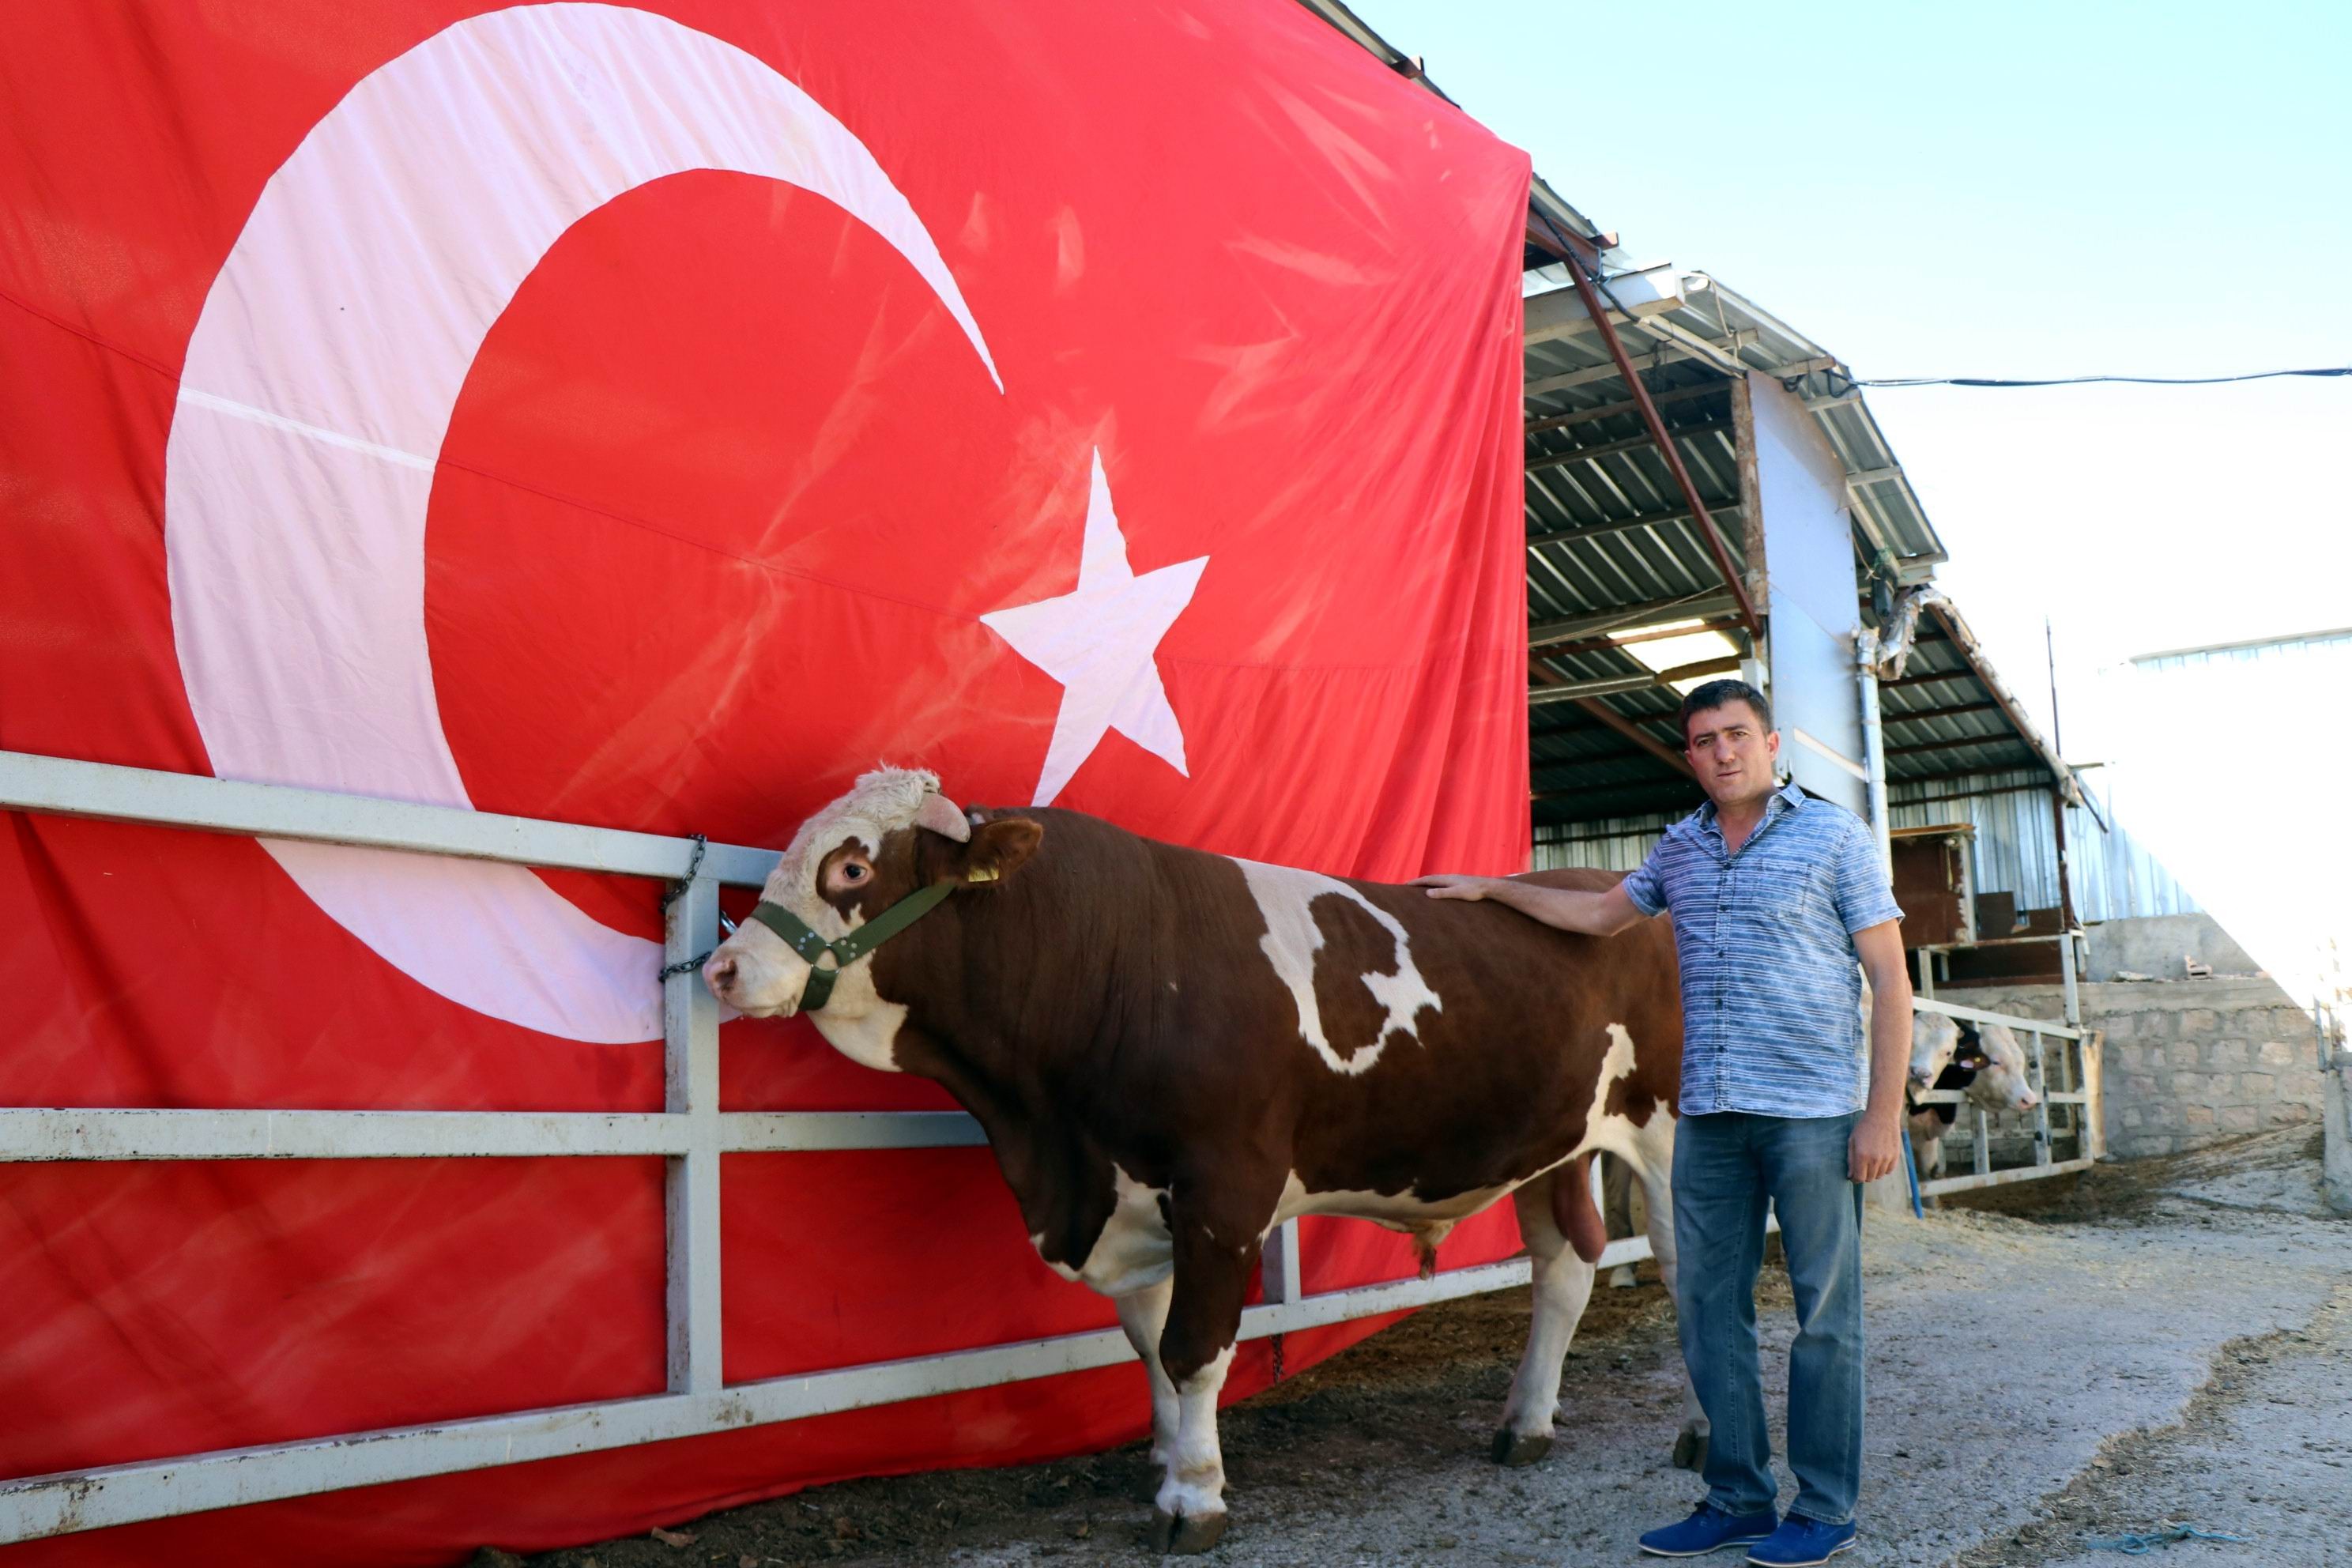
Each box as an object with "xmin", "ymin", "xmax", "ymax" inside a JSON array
[{"xmin": 0, "ymin": 2, "xmax": 1531, "ymax": 1561}]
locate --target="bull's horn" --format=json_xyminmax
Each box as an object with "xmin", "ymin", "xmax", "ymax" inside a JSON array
[{"xmin": 914, "ymin": 788, "xmax": 972, "ymax": 842}]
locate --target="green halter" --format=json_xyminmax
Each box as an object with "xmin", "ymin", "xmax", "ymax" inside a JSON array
[{"xmin": 746, "ymin": 879, "xmax": 957, "ymax": 1012}]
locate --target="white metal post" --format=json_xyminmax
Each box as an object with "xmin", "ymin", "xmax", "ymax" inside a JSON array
[
  {"xmin": 1259, "ymin": 1220, "xmax": 1302, "ymax": 1305},
  {"xmin": 2027, "ymin": 1028, "xmax": 2051, "ymax": 1167},
  {"xmin": 664, "ymin": 876, "xmax": 724, "ymax": 1395}
]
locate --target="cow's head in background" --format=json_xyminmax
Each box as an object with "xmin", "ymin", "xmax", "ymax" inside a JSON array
[
  {"xmin": 1909, "ymin": 1012, "xmax": 1962, "ymax": 1091},
  {"xmin": 1964, "ymin": 1021, "xmax": 2042, "ymax": 1114},
  {"xmin": 703, "ymin": 768, "xmax": 1042, "ymax": 1047}
]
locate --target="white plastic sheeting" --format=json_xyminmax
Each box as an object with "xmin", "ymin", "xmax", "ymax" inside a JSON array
[{"xmin": 2087, "ymin": 635, "xmax": 2352, "ymax": 1009}]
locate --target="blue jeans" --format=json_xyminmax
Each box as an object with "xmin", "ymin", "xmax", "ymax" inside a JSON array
[{"xmin": 1672, "ymin": 1110, "xmax": 1864, "ymax": 1526}]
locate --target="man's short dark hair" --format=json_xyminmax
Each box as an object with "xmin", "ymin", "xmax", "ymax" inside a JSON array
[{"xmin": 1679, "ymin": 678, "xmax": 1772, "ymax": 742}]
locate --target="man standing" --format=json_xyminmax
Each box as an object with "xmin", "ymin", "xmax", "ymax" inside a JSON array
[{"xmin": 1414, "ymin": 678, "xmax": 1909, "ymax": 1566}]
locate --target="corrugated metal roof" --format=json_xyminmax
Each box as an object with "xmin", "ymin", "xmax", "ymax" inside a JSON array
[{"xmin": 1287, "ymin": 0, "xmax": 2045, "ymax": 833}]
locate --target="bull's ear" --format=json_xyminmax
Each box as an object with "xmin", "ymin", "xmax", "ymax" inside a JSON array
[{"xmin": 953, "ymin": 816, "xmax": 1042, "ymax": 887}]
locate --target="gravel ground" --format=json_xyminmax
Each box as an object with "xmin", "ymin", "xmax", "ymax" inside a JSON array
[{"xmin": 514, "ymin": 1127, "xmax": 2350, "ymax": 1568}]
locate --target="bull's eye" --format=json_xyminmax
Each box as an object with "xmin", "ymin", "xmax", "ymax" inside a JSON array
[{"xmin": 842, "ymin": 864, "xmax": 867, "ymax": 882}]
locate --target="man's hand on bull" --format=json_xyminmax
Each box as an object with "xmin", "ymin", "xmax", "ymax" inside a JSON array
[
  {"xmin": 1410, "ymin": 873, "xmax": 1494, "ymax": 901},
  {"xmin": 1410, "ymin": 874, "xmax": 1645, "ymax": 938},
  {"xmin": 1847, "ymin": 1108, "xmax": 1903, "ymax": 1185}
]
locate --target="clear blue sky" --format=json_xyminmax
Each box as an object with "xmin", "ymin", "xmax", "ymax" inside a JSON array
[{"xmin": 1351, "ymin": 0, "xmax": 2352, "ymax": 752}]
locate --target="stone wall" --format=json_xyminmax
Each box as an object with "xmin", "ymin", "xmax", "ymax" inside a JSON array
[
  {"xmin": 2082, "ymin": 912, "xmax": 2260, "ymax": 983},
  {"xmin": 1934, "ymin": 974, "xmax": 2324, "ymax": 1161}
]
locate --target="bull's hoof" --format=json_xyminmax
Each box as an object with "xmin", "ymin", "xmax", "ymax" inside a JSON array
[
  {"xmin": 1672, "ymin": 1428, "xmax": 1709, "ymax": 1472},
  {"xmin": 1148, "ymin": 1507, "xmax": 1228, "ymax": 1555},
  {"xmin": 1491, "ymin": 1429, "xmax": 1553, "ymax": 1467}
]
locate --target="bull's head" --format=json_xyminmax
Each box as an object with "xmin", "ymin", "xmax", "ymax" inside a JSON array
[
  {"xmin": 703, "ymin": 767, "xmax": 1042, "ymax": 1036},
  {"xmin": 1964, "ymin": 1022, "xmax": 2042, "ymax": 1114},
  {"xmin": 1909, "ymin": 1012, "xmax": 1962, "ymax": 1091}
]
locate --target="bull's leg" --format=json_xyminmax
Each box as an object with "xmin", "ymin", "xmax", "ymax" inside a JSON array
[
  {"xmin": 1634, "ymin": 1113, "xmax": 1709, "ymax": 1472},
  {"xmin": 1149, "ymin": 1208, "xmax": 1256, "ymax": 1555},
  {"xmin": 1113, "ymin": 1278, "xmax": 1179, "ymax": 1495},
  {"xmin": 1494, "ymin": 1166, "xmax": 1599, "ymax": 1467}
]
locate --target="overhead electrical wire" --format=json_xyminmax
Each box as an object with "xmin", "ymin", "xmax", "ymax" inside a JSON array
[
  {"xmin": 1828, "ymin": 365, "xmax": 2352, "ymax": 390},
  {"xmin": 1522, "ymin": 213, "xmax": 2350, "ymax": 397}
]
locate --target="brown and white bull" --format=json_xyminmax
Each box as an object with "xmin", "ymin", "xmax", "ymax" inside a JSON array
[{"xmin": 703, "ymin": 769, "xmax": 1698, "ymax": 1552}]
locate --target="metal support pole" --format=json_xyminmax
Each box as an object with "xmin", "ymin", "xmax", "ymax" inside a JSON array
[
  {"xmin": 1556, "ymin": 253, "xmax": 1762, "ymax": 643},
  {"xmin": 1856, "ymin": 628, "xmax": 1893, "ymax": 870},
  {"xmin": 2050, "ymin": 786, "xmax": 2078, "ymax": 934},
  {"xmin": 2060, "ymin": 924, "xmax": 2082, "ymax": 1033},
  {"xmin": 2029, "ymin": 1027, "xmax": 2052, "ymax": 1167},
  {"xmin": 664, "ymin": 876, "xmax": 724, "ymax": 1395}
]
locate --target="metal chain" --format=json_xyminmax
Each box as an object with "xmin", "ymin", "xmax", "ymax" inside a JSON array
[
  {"xmin": 658, "ymin": 834, "xmax": 713, "ymax": 978},
  {"xmin": 659, "ymin": 833, "xmax": 708, "ymax": 910}
]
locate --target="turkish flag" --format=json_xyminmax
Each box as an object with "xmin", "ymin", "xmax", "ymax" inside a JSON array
[{"xmin": 0, "ymin": 2, "xmax": 1530, "ymax": 1562}]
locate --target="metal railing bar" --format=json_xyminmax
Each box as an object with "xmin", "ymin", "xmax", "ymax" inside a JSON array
[
  {"xmin": 0, "ymin": 1251, "xmax": 1617, "ymax": 1544},
  {"xmin": 1911, "ymin": 994, "xmax": 2081, "ymax": 1039},
  {"xmin": 0, "ymin": 1108, "xmax": 995, "ymax": 1162},
  {"xmin": 1916, "ymin": 1157, "xmax": 2093, "ymax": 1200},
  {"xmin": 0, "ymin": 1109, "xmax": 690, "ymax": 1161},
  {"xmin": 722, "ymin": 1111, "xmax": 989, "ymax": 1152},
  {"xmin": 0, "ymin": 750, "xmax": 778, "ymax": 886}
]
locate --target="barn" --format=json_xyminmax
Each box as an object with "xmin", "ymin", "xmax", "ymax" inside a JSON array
[{"xmin": 3, "ymin": 2, "xmax": 2343, "ymax": 1566}]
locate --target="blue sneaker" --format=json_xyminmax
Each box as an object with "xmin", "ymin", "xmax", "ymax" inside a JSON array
[
  {"xmin": 1638, "ymin": 1502, "xmax": 1780, "ymax": 1557},
  {"xmin": 1745, "ymin": 1514, "xmax": 1857, "ymax": 1566}
]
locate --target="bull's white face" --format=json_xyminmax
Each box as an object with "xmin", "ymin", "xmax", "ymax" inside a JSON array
[
  {"xmin": 1965, "ymin": 1022, "xmax": 2042, "ymax": 1114},
  {"xmin": 1909, "ymin": 1012, "xmax": 1962, "ymax": 1090},
  {"xmin": 703, "ymin": 767, "xmax": 959, "ymax": 1028}
]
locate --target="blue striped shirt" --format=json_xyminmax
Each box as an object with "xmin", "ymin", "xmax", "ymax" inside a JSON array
[{"xmin": 1622, "ymin": 780, "xmax": 1904, "ymax": 1118}]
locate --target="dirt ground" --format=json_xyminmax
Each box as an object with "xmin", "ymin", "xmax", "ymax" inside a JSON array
[{"xmin": 505, "ymin": 1127, "xmax": 2352, "ymax": 1568}]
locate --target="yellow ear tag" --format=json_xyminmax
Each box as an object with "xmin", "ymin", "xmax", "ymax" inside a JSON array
[{"xmin": 966, "ymin": 865, "xmax": 999, "ymax": 884}]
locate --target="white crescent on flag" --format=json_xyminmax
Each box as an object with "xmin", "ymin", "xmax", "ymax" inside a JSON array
[{"xmin": 165, "ymin": 3, "xmax": 1001, "ymax": 1042}]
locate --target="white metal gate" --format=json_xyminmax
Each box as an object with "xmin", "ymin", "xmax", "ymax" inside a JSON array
[{"xmin": 0, "ymin": 750, "xmax": 1662, "ymax": 1545}]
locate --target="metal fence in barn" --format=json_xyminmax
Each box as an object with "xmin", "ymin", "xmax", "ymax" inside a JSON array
[
  {"xmin": 0, "ymin": 748, "xmax": 1657, "ymax": 1547},
  {"xmin": 1534, "ymin": 793, "xmax": 2109, "ymax": 1201}
]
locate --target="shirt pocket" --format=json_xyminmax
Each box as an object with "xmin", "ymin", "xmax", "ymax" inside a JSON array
[{"xmin": 1740, "ymin": 874, "xmax": 1826, "ymax": 948}]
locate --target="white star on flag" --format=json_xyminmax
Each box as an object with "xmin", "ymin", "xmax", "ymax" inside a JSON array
[{"xmin": 981, "ymin": 449, "xmax": 1208, "ymax": 807}]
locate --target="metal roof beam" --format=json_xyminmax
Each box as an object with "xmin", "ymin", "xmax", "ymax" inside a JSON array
[
  {"xmin": 1532, "ymin": 779, "xmax": 1708, "ymax": 815},
  {"xmin": 1630, "ymin": 316, "xmax": 1755, "ymax": 376},
  {"xmin": 1524, "ymin": 352, "xmax": 1732, "ymax": 400},
  {"xmin": 1886, "ymin": 733, "xmax": 2034, "ymax": 758},
  {"xmin": 1525, "ymin": 417, "xmax": 1733, "ymax": 474},
  {"xmin": 1528, "ymin": 591, "xmax": 1744, "ymax": 648},
  {"xmin": 1560, "ymin": 695, "xmax": 1694, "ymax": 779},
  {"xmin": 1525, "ymin": 501, "xmax": 1742, "ymax": 552},
  {"xmin": 1528, "ymin": 616, "xmax": 1747, "ymax": 659},
  {"xmin": 1528, "ymin": 655, "xmax": 1741, "ymax": 706},
  {"xmin": 1883, "ymin": 699, "xmax": 2003, "ymax": 724},
  {"xmin": 1525, "ymin": 382, "xmax": 1727, "ymax": 435},
  {"xmin": 1524, "ymin": 265, "xmax": 1690, "ymax": 347}
]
